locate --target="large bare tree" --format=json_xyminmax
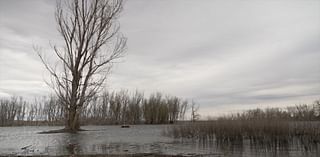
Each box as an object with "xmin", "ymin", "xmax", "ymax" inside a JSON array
[{"xmin": 37, "ymin": 0, "xmax": 126, "ymax": 132}]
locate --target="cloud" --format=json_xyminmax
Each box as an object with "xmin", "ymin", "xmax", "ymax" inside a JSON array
[{"xmin": 0, "ymin": 0, "xmax": 319, "ymax": 116}]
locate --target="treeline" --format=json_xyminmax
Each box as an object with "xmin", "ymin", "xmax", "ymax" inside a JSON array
[
  {"xmin": 218, "ymin": 100, "xmax": 320, "ymax": 121},
  {"xmin": 0, "ymin": 97, "xmax": 27, "ymax": 126},
  {"xmin": 0, "ymin": 91, "xmax": 190, "ymax": 126},
  {"xmin": 0, "ymin": 96, "xmax": 64, "ymax": 126}
]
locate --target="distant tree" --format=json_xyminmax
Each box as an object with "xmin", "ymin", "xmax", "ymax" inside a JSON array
[
  {"xmin": 127, "ymin": 91, "xmax": 143, "ymax": 124},
  {"xmin": 191, "ymin": 101, "xmax": 200, "ymax": 122},
  {"xmin": 179, "ymin": 100, "xmax": 188, "ymax": 121},
  {"xmin": 315, "ymin": 100, "xmax": 320, "ymax": 119},
  {"xmin": 37, "ymin": 0, "xmax": 126, "ymax": 132}
]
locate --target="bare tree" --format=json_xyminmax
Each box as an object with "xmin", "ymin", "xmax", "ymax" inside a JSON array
[
  {"xmin": 179, "ymin": 100, "xmax": 188, "ymax": 121},
  {"xmin": 37, "ymin": 0, "xmax": 126, "ymax": 132},
  {"xmin": 191, "ymin": 101, "xmax": 200, "ymax": 122}
]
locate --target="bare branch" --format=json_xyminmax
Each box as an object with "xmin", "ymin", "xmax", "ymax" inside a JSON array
[{"xmin": 37, "ymin": 0, "xmax": 126, "ymax": 131}]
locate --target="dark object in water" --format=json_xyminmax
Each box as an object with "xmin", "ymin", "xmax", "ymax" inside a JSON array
[
  {"xmin": 121, "ymin": 125, "xmax": 130, "ymax": 128},
  {"xmin": 21, "ymin": 145, "xmax": 32, "ymax": 150},
  {"xmin": 38, "ymin": 128, "xmax": 87, "ymax": 134}
]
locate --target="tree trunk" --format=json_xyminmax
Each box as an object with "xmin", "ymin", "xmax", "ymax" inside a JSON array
[{"xmin": 65, "ymin": 107, "xmax": 80, "ymax": 132}]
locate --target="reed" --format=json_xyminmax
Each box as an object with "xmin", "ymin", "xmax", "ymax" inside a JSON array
[{"xmin": 166, "ymin": 119, "xmax": 320, "ymax": 149}]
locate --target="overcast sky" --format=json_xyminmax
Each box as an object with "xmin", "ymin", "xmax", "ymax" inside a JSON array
[{"xmin": 0, "ymin": 0, "xmax": 319, "ymax": 116}]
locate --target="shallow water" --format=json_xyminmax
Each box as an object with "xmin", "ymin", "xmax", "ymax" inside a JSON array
[{"xmin": 0, "ymin": 125, "xmax": 319, "ymax": 156}]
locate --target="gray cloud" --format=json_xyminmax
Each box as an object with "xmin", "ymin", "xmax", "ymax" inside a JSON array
[{"xmin": 0, "ymin": 0, "xmax": 319, "ymax": 116}]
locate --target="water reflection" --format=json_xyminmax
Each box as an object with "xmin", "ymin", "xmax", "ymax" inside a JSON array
[
  {"xmin": 59, "ymin": 133, "xmax": 82, "ymax": 155},
  {"xmin": 175, "ymin": 136, "xmax": 320, "ymax": 157}
]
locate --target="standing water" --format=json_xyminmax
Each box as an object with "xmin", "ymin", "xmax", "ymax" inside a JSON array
[{"xmin": 0, "ymin": 125, "xmax": 319, "ymax": 156}]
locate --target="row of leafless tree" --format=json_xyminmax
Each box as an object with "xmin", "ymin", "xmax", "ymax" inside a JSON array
[
  {"xmin": 0, "ymin": 97, "xmax": 26, "ymax": 126},
  {"xmin": 0, "ymin": 91, "xmax": 190, "ymax": 126},
  {"xmin": 82, "ymin": 91, "xmax": 189, "ymax": 124},
  {"xmin": 0, "ymin": 96, "xmax": 63, "ymax": 126},
  {"xmin": 217, "ymin": 100, "xmax": 320, "ymax": 121}
]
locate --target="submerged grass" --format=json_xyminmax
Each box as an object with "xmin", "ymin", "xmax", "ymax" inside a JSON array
[{"xmin": 166, "ymin": 120, "xmax": 320, "ymax": 150}]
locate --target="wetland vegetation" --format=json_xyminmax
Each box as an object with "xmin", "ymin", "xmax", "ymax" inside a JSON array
[{"xmin": 166, "ymin": 101, "xmax": 320, "ymax": 153}]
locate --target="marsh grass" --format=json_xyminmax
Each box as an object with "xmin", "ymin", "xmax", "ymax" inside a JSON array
[{"xmin": 166, "ymin": 120, "xmax": 320, "ymax": 151}]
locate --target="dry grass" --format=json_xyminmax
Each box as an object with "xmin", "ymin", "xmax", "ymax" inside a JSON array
[{"xmin": 166, "ymin": 120, "xmax": 320, "ymax": 149}]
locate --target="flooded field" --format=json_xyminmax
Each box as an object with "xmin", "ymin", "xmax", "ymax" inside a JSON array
[{"xmin": 0, "ymin": 125, "xmax": 319, "ymax": 157}]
